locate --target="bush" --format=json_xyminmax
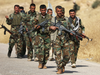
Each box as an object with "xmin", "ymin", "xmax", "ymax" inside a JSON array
[{"xmin": 92, "ymin": 0, "xmax": 100, "ymax": 9}]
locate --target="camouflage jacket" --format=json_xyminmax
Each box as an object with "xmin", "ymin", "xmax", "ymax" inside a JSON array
[
  {"xmin": 6, "ymin": 12, "xmax": 26, "ymax": 35},
  {"xmin": 32, "ymin": 13, "xmax": 51, "ymax": 35},
  {"xmin": 68, "ymin": 17, "xmax": 85, "ymax": 34},
  {"xmin": 68, "ymin": 17, "xmax": 85, "ymax": 42},
  {"xmin": 51, "ymin": 16, "xmax": 71, "ymax": 40},
  {"xmin": 24, "ymin": 10, "xmax": 38, "ymax": 30}
]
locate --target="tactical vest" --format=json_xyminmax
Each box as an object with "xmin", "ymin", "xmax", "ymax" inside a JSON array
[
  {"xmin": 11, "ymin": 13, "xmax": 22, "ymax": 26},
  {"xmin": 38, "ymin": 13, "xmax": 50, "ymax": 34},
  {"xmin": 51, "ymin": 16, "xmax": 69, "ymax": 41}
]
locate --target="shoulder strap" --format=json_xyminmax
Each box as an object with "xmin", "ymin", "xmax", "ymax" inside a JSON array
[
  {"xmin": 10, "ymin": 13, "xmax": 14, "ymax": 19},
  {"xmin": 68, "ymin": 17, "xmax": 75, "ymax": 28},
  {"xmin": 55, "ymin": 17, "xmax": 56, "ymax": 25}
]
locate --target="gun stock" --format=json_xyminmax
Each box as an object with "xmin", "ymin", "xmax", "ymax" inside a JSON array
[{"xmin": 0, "ymin": 24, "xmax": 12, "ymax": 35}]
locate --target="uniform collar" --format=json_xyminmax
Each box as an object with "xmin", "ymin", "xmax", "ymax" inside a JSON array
[
  {"xmin": 14, "ymin": 12, "xmax": 20, "ymax": 15},
  {"xmin": 56, "ymin": 16, "xmax": 66, "ymax": 21},
  {"xmin": 40, "ymin": 13, "xmax": 47, "ymax": 18},
  {"xmin": 69, "ymin": 16, "xmax": 77, "ymax": 21},
  {"xmin": 28, "ymin": 10, "xmax": 36, "ymax": 16}
]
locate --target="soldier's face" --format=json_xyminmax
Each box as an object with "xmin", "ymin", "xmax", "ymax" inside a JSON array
[
  {"xmin": 69, "ymin": 12, "xmax": 76, "ymax": 18},
  {"xmin": 14, "ymin": 6, "xmax": 19, "ymax": 13},
  {"xmin": 19, "ymin": 9, "xmax": 23, "ymax": 12},
  {"xmin": 56, "ymin": 8, "xmax": 62, "ymax": 17},
  {"xmin": 30, "ymin": 6, "xmax": 35, "ymax": 12},
  {"xmin": 47, "ymin": 10, "xmax": 52, "ymax": 15},
  {"xmin": 40, "ymin": 8, "xmax": 46, "ymax": 16}
]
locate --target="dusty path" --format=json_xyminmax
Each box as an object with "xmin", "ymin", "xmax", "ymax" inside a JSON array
[{"xmin": 0, "ymin": 43, "xmax": 100, "ymax": 75}]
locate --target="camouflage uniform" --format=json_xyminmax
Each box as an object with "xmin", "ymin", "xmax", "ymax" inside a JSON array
[
  {"xmin": 51, "ymin": 16, "xmax": 74, "ymax": 70},
  {"xmin": 22, "ymin": 10, "xmax": 38, "ymax": 59},
  {"xmin": 33, "ymin": 13, "xmax": 51, "ymax": 65},
  {"xmin": 6, "ymin": 12, "xmax": 25, "ymax": 57},
  {"xmin": 68, "ymin": 17, "xmax": 85, "ymax": 64}
]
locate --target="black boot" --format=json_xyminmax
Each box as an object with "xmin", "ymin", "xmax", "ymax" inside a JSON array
[
  {"xmin": 7, "ymin": 50, "xmax": 12, "ymax": 58},
  {"xmin": 17, "ymin": 54, "xmax": 22, "ymax": 59}
]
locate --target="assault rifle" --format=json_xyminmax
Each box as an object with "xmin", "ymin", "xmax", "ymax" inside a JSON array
[
  {"xmin": 74, "ymin": 31, "xmax": 92, "ymax": 41},
  {"xmin": 29, "ymin": 19, "xmax": 51, "ymax": 33},
  {"xmin": 52, "ymin": 21, "xmax": 83, "ymax": 41},
  {"xmin": 0, "ymin": 24, "xmax": 12, "ymax": 35}
]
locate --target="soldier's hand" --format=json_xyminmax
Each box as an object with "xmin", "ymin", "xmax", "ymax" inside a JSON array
[
  {"xmin": 70, "ymin": 33, "xmax": 73, "ymax": 35},
  {"xmin": 70, "ymin": 31, "xmax": 75, "ymax": 35},
  {"xmin": 82, "ymin": 33, "xmax": 85, "ymax": 38},
  {"xmin": 26, "ymin": 28, "xmax": 28, "ymax": 32},
  {"xmin": 5, "ymin": 16, "xmax": 9, "ymax": 19},
  {"xmin": 35, "ymin": 25, "xmax": 40, "ymax": 29},
  {"xmin": 49, "ymin": 26, "xmax": 58, "ymax": 30}
]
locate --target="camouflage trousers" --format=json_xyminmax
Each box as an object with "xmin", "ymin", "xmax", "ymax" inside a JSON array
[
  {"xmin": 34, "ymin": 34, "xmax": 51, "ymax": 65},
  {"xmin": 54, "ymin": 35, "xmax": 74, "ymax": 70},
  {"xmin": 8, "ymin": 34, "xmax": 23, "ymax": 56},
  {"xmin": 70, "ymin": 41, "xmax": 80, "ymax": 64},
  {"xmin": 31, "ymin": 32, "xmax": 37, "ymax": 59},
  {"xmin": 24, "ymin": 32, "xmax": 33, "ymax": 59}
]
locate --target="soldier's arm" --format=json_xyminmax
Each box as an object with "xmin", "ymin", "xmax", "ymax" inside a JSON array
[
  {"xmin": 6, "ymin": 14, "xmax": 13, "ymax": 25},
  {"xmin": 32, "ymin": 18, "xmax": 40, "ymax": 29},
  {"xmin": 79, "ymin": 19, "xmax": 85, "ymax": 34}
]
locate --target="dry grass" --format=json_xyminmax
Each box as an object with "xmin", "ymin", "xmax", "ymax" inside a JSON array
[{"xmin": 0, "ymin": 0, "xmax": 100, "ymax": 62}]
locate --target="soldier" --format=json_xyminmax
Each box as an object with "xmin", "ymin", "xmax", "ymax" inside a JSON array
[
  {"xmin": 19, "ymin": 6, "xmax": 25, "ymax": 14},
  {"xmin": 5, "ymin": 5, "xmax": 25, "ymax": 58},
  {"xmin": 68, "ymin": 9, "xmax": 85, "ymax": 68},
  {"xmin": 33, "ymin": 4, "xmax": 53, "ymax": 69},
  {"xmin": 47, "ymin": 8, "xmax": 55, "ymax": 61},
  {"xmin": 50, "ymin": 6, "xmax": 74, "ymax": 74},
  {"xmin": 22, "ymin": 3, "xmax": 38, "ymax": 61},
  {"xmin": 47, "ymin": 9, "xmax": 52, "ymax": 16}
]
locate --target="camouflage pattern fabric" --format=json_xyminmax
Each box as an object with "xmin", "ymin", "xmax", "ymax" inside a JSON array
[
  {"xmin": 34, "ymin": 34, "xmax": 50, "ymax": 64},
  {"xmin": 22, "ymin": 11, "xmax": 38, "ymax": 59},
  {"xmin": 62, "ymin": 7, "xmax": 65, "ymax": 13},
  {"xmin": 33, "ymin": 13, "xmax": 51, "ymax": 65},
  {"xmin": 51, "ymin": 16, "xmax": 74, "ymax": 70},
  {"xmin": 70, "ymin": 41, "xmax": 80, "ymax": 64},
  {"xmin": 8, "ymin": 31, "xmax": 23, "ymax": 56}
]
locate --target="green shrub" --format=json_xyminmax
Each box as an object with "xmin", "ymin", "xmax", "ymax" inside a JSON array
[{"xmin": 92, "ymin": 0, "xmax": 100, "ymax": 9}]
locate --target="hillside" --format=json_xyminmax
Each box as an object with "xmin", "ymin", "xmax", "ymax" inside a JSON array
[{"xmin": 0, "ymin": 0, "xmax": 100, "ymax": 62}]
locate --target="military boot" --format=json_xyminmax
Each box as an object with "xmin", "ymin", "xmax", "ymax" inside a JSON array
[
  {"xmin": 56, "ymin": 69, "xmax": 63, "ymax": 74},
  {"xmin": 62, "ymin": 66, "xmax": 65, "ymax": 72},
  {"xmin": 34, "ymin": 57, "xmax": 39, "ymax": 62},
  {"xmin": 7, "ymin": 50, "xmax": 12, "ymax": 58},
  {"xmin": 17, "ymin": 54, "xmax": 22, "ymax": 59},
  {"xmin": 71, "ymin": 63, "xmax": 76, "ymax": 68},
  {"xmin": 38, "ymin": 63, "xmax": 43, "ymax": 69},
  {"xmin": 27, "ymin": 58, "xmax": 32, "ymax": 61},
  {"xmin": 43, "ymin": 65, "xmax": 47, "ymax": 69}
]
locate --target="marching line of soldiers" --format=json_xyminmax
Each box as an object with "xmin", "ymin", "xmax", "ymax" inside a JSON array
[{"xmin": 5, "ymin": 3, "xmax": 85, "ymax": 74}]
